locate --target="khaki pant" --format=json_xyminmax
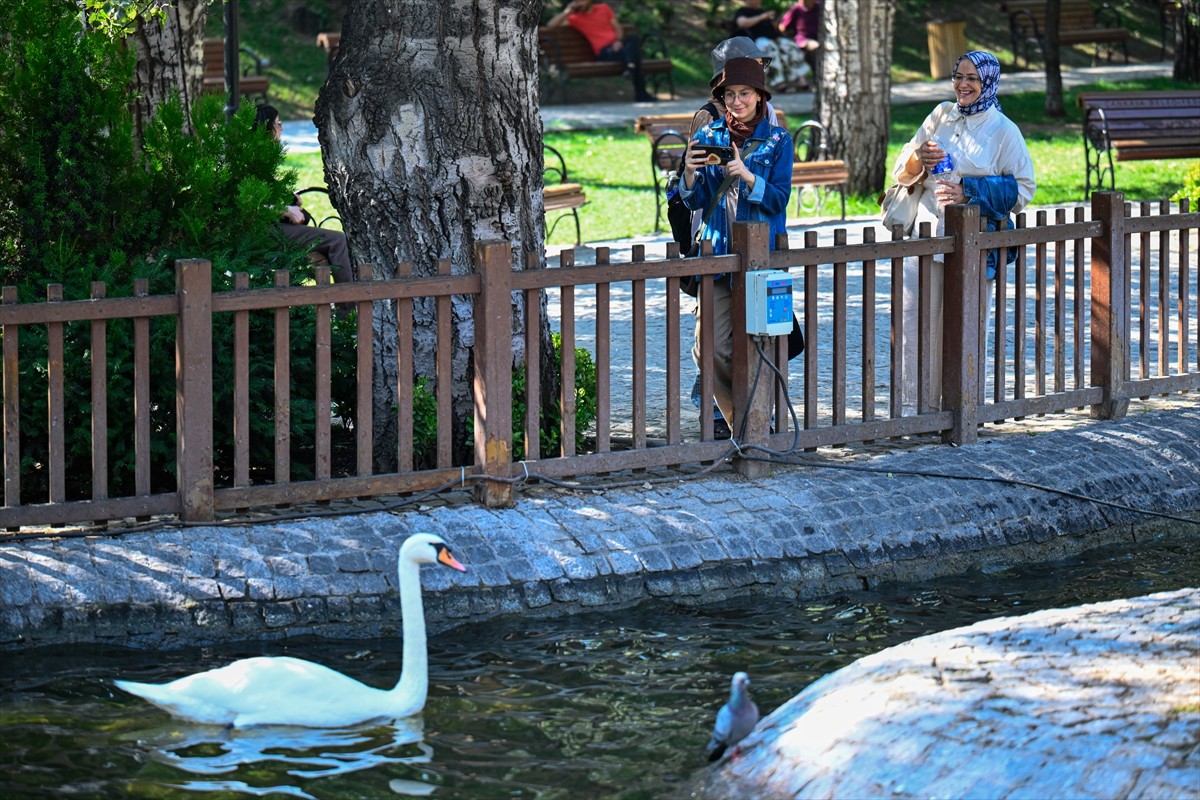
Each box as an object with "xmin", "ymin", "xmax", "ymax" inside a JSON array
[
  {"xmin": 901, "ymin": 257, "xmax": 994, "ymax": 413},
  {"xmin": 692, "ymin": 281, "xmax": 736, "ymax": 425}
]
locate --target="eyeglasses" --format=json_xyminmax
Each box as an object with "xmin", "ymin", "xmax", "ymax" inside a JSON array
[
  {"xmin": 722, "ymin": 89, "xmax": 758, "ymax": 105},
  {"xmin": 951, "ymin": 73, "xmax": 981, "ymax": 85}
]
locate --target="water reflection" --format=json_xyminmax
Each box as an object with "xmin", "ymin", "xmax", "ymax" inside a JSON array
[{"xmin": 125, "ymin": 718, "xmax": 429, "ymax": 778}]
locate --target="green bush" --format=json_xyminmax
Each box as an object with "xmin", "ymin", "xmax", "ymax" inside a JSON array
[
  {"xmin": 0, "ymin": 0, "xmax": 359, "ymax": 500},
  {"xmin": 1172, "ymin": 162, "xmax": 1200, "ymax": 208},
  {"xmin": 464, "ymin": 333, "xmax": 598, "ymax": 458},
  {"xmin": 514, "ymin": 333, "xmax": 598, "ymax": 456}
]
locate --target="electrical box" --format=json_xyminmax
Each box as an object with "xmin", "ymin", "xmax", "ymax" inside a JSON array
[{"xmin": 745, "ymin": 270, "xmax": 793, "ymax": 336}]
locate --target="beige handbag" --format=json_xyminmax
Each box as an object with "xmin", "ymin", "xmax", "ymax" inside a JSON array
[{"xmin": 880, "ymin": 168, "xmax": 927, "ymax": 235}]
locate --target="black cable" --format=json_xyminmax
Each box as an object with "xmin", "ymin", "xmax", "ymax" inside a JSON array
[{"xmin": 737, "ymin": 452, "xmax": 1200, "ymax": 527}]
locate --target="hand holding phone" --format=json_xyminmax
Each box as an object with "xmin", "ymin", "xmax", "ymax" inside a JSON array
[{"xmin": 693, "ymin": 145, "xmax": 735, "ymax": 166}]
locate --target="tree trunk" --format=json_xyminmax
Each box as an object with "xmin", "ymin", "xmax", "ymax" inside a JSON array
[
  {"xmin": 314, "ymin": 0, "xmax": 547, "ymax": 472},
  {"xmin": 128, "ymin": 0, "xmax": 207, "ymax": 140},
  {"xmin": 1043, "ymin": 0, "xmax": 1065, "ymax": 117},
  {"xmin": 1176, "ymin": 1, "xmax": 1200, "ymax": 82},
  {"xmin": 817, "ymin": 0, "xmax": 894, "ymax": 196}
]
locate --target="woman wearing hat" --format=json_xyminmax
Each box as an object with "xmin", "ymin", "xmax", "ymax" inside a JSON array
[
  {"xmin": 680, "ymin": 38, "xmax": 777, "ymax": 439},
  {"xmin": 678, "ymin": 56, "xmax": 794, "ymax": 430}
]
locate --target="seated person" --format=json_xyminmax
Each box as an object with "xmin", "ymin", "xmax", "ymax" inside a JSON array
[
  {"xmin": 546, "ymin": 0, "xmax": 655, "ymax": 102},
  {"xmin": 780, "ymin": 0, "xmax": 822, "ymax": 78},
  {"xmin": 731, "ymin": 0, "xmax": 810, "ymax": 92},
  {"xmin": 254, "ymin": 105, "xmax": 354, "ymax": 284}
]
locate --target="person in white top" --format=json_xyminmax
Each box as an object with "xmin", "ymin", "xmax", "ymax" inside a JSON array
[{"xmin": 891, "ymin": 50, "xmax": 1035, "ymax": 414}]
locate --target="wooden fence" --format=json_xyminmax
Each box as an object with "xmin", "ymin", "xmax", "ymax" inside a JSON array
[{"xmin": 1, "ymin": 192, "xmax": 1196, "ymax": 530}]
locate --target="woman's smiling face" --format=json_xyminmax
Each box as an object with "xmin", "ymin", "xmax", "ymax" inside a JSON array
[
  {"xmin": 952, "ymin": 58, "xmax": 982, "ymax": 106},
  {"xmin": 722, "ymin": 85, "xmax": 760, "ymax": 122}
]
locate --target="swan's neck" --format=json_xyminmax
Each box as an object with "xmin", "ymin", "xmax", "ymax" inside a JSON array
[{"xmin": 390, "ymin": 558, "xmax": 428, "ymax": 704}]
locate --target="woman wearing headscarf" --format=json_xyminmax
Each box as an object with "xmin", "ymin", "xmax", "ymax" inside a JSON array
[
  {"xmin": 679, "ymin": 57, "xmax": 794, "ymax": 429},
  {"xmin": 892, "ymin": 50, "xmax": 1035, "ymax": 414}
]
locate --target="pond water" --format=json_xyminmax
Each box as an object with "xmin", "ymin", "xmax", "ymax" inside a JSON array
[{"xmin": 2, "ymin": 537, "xmax": 1196, "ymax": 800}]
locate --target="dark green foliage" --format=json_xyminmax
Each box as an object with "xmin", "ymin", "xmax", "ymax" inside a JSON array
[
  {"xmin": 513, "ymin": 333, "xmax": 598, "ymax": 456},
  {"xmin": 0, "ymin": 0, "xmax": 148, "ymax": 287},
  {"xmin": 0, "ymin": 0, "xmax": 358, "ymax": 501}
]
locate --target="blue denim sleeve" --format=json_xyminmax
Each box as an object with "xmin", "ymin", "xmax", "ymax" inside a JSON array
[
  {"xmin": 752, "ymin": 131, "xmax": 794, "ymax": 215},
  {"xmin": 962, "ymin": 174, "xmax": 1018, "ymax": 220}
]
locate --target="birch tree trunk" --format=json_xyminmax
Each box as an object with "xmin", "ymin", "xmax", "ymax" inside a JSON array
[
  {"xmin": 314, "ymin": 0, "xmax": 546, "ymax": 471},
  {"xmin": 128, "ymin": 0, "xmax": 207, "ymax": 140},
  {"xmin": 818, "ymin": 0, "xmax": 895, "ymax": 196}
]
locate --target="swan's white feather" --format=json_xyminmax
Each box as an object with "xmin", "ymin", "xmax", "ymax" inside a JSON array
[
  {"xmin": 114, "ymin": 533, "xmax": 465, "ymax": 728},
  {"xmin": 116, "ymin": 656, "xmax": 409, "ymax": 728}
]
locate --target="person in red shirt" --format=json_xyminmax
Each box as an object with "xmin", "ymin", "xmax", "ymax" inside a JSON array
[{"xmin": 547, "ymin": 0, "xmax": 655, "ymax": 102}]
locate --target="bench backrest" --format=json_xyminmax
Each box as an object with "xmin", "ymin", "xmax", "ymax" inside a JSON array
[
  {"xmin": 1005, "ymin": 0, "xmax": 1098, "ymax": 35},
  {"xmin": 538, "ymin": 24, "xmax": 638, "ymax": 64},
  {"xmin": 1078, "ymin": 91, "xmax": 1200, "ymax": 148},
  {"xmin": 202, "ymin": 38, "xmax": 226, "ymax": 82},
  {"xmin": 1076, "ymin": 90, "xmax": 1200, "ymax": 111}
]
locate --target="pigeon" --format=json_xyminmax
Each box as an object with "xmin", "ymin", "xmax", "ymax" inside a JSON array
[{"xmin": 707, "ymin": 671, "xmax": 759, "ymax": 762}]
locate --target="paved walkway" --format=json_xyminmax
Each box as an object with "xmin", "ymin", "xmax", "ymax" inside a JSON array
[
  {"xmin": 281, "ymin": 62, "xmax": 1175, "ymax": 149},
  {"xmin": 686, "ymin": 587, "xmax": 1200, "ymax": 800}
]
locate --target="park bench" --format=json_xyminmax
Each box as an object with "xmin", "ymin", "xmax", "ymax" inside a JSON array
[
  {"xmin": 1077, "ymin": 90, "xmax": 1200, "ymax": 196},
  {"xmin": 538, "ymin": 24, "xmax": 673, "ymax": 105},
  {"xmin": 1001, "ymin": 0, "xmax": 1129, "ymax": 69},
  {"xmin": 544, "ymin": 144, "xmax": 587, "ymax": 245},
  {"xmin": 634, "ymin": 110, "xmax": 846, "ymax": 231},
  {"xmin": 202, "ymin": 38, "xmax": 271, "ymax": 101}
]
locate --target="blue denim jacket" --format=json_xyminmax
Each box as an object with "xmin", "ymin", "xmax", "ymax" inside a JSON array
[
  {"xmin": 678, "ymin": 114, "xmax": 794, "ymax": 261},
  {"xmin": 962, "ymin": 174, "xmax": 1019, "ymax": 280}
]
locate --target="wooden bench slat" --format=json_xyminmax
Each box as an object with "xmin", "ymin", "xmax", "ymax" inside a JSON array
[
  {"xmin": 793, "ymin": 161, "xmax": 849, "ymax": 185},
  {"xmin": 1076, "ymin": 90, "xmax": 1200, "ymax": 195},
  {"xmin": 202, "ymin": 38, "xmax": 270, "ymax": 100},
  {"xmin": 539, "ymin": 24, "xmax": 674, "ymax": 104},
  {"xmin": 1002, "ymin": 0, "xmax": 1129, "ymax": 69}
]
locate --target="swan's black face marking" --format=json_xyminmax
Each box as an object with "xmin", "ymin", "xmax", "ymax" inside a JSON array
[{"xmin": 436, "ymin": 544, "xmax": 467, "ymax": 572}]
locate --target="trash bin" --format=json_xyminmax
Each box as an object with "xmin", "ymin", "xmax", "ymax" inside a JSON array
[{"xmin": 926, "ymin": 19, "xmax": 967, "ymax": 80}]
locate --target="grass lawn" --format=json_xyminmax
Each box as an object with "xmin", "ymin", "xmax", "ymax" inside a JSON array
[{"xmin": 287, "ymin": 78, "xmax": 1198, "ymax": 247}]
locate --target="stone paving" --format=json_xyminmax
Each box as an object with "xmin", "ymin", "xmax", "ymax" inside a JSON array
[{"xmin": 683, "ymin": 587, "xmax": 1200, "ymax": 800}]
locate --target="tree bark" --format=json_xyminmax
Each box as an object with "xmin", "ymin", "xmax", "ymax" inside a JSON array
[
  {"xmin": 128, "ymin": 0, "xmax": 207, "ymax": 140},
  {"xmin": 817, "ymin": 0, "xmax": 894, "ymax": 196},
  {"xmin": 1043, "ymin": 0, "xmax": 1065, "ymax": 117},
  {"xmin": 314, "ymin": 0, "xmax": 546, "ymax": 472}
]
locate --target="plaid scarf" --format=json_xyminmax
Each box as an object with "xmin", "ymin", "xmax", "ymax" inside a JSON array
[{"xmin": 955, "ymin": 51, "xmax": 1002, "ymax": 116}]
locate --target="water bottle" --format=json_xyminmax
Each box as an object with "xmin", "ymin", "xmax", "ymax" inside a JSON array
[{"xmin": 930, "ymin": 141, "xmax": 955, "ymax": 177}]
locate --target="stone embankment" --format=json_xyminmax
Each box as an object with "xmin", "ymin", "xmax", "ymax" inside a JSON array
[{"xmin": 1, "ymin": 405, "xmax": 1196, "ymax": 651}]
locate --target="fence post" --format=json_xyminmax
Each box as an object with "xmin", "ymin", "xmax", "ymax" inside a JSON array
[
  {"xmin": 176, "ymin": 259, "xmax": 214, "ymax": 522},
  {"xmin": 731, "ymin": 221, "xmax": 772, "ymax": 479},
  {"xmin": 942, "ymin": 203, "xmax": 981, "ymax": 445},
  {"xmin": 1090, "ymin": 191, "xmax": 1129, "ymax": 420},
  {"xmin": 473, "ymin": 240, "xmax": 514, "ymax": 507}
]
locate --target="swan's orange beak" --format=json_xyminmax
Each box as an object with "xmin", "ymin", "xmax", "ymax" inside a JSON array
[{"xmin": 437, "ymin": 545, "xmax": 467, "ymax": 572}]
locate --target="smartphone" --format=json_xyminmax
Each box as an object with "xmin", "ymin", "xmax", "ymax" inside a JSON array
[{"xmin": 694, "ymin": 145, "xmax": 735, "ymax": 166}]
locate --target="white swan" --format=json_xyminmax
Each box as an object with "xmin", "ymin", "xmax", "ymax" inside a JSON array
[{"xmin": 114, "ymin": 532, "xmax": 466, "ymax": 728}]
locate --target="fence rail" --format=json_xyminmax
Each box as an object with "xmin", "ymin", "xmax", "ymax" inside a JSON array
[{"xmin": 1, "ymin": 193, "xmax": 1196, "ymax": 531}]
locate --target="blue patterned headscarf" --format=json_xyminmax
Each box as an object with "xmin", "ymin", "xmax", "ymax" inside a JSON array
[{"xmin": 954, "ymin": 51, "xmax": 1002, "ymax": 116}]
